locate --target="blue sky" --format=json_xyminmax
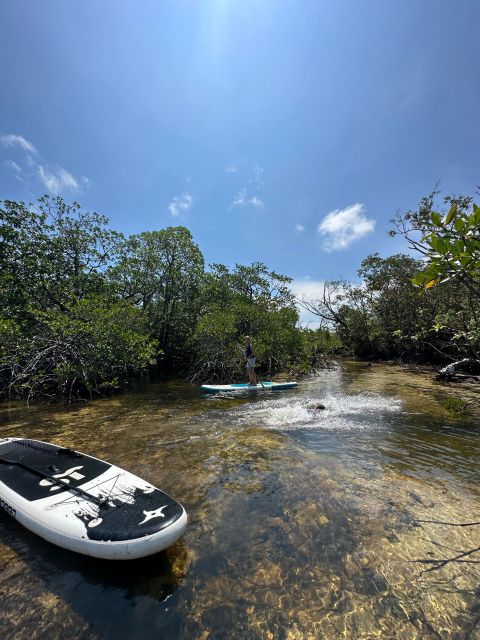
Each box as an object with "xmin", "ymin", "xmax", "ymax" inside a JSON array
[{"xmin": 1, "ymin": 0, "xmax": 479, "ymax": 308}]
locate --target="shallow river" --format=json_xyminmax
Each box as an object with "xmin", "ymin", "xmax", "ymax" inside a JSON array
[{"xmin": 0, "ymin": 362, "xmax": 479, "ymax": 639}]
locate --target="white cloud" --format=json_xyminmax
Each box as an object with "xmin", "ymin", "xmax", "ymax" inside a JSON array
[
  {"xmin": 38, "ymin": 165, "xmax": 80, "ymax": 193},
  {"xmin": 317, "ymin": 203, "xmax": 375, "ymax": 251},
  {"xmin": 1, "ymin": 134, "xmax": 37, "ymax": 155},
  {"xmin": 4, "ymin": 159, "xmax": 21, "ymax": 172},
  {"xmin": 226, "ymin": 160, "xmax": 266, "ymax": 210},
  {"xmin": 290, "ymin": 278, "xmax": 327, "ymax": 328},
  {"xmin": 290, "ymin": 278, "xmax": 327, "ymax": 302},
  {"xmin": 231, "ymin": 188, "xmax": 264, "ymax": 210},
  {"xmin": 232, "ymin": 188, "xmax": 247, "ymax": 207},
  {"xmin": 167, "ymin": 192, "xmax": 193, "ymax": 217},
  {"xmin": 249, "ymin": 195, "xmax": 265, "ymax": 209},
  {"xmin": 1, "ymin": 132, "xmax": 90, "ymax": 195},
  {"xmin": 295, "ymin": 224, "xmax": 305, "ymax": 233}
]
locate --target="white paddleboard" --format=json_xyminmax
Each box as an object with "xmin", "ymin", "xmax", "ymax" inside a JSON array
[
  {"xmin": 201, "ymin": 381, "xmax": 298, "ymax": 393},
  {"xmin": 0, "ymin": 438, "xmax": 187, "ymax": 560}
]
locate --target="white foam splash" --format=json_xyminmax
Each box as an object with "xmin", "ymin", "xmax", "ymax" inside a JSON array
[{"xmin": 229, "ymin": 392, "xmax": 402, "ymax": 432}]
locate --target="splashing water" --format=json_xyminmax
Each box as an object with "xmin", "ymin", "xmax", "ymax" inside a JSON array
[{"xmin": 228, "ymin": 391, "xmax": 403, "ymax": 431}]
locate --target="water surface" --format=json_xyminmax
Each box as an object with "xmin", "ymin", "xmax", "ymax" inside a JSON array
[{"xmin": 1, "ymin": 362, "xmax": 479, "ymax": 639}]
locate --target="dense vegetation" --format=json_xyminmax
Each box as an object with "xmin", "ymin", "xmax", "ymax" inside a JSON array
[
  {"xmin": 0, "ymin": 196, "xmax": 333, "ymax": 401},
  {"xmin": 302, "ymin": 191, "xmax": 480, "ymax": 379}
]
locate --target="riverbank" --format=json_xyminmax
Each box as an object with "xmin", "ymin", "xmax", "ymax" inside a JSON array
[{"xmin": 402, "ymin": 362, "xmax": 480, "ymax": 419}]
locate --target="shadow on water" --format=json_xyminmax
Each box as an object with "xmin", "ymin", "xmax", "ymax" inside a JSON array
[
  {"xmin": 0, "ymin": 511, "xmax": 190, "ymax": 639},
  {"xmin": 0, "ymin": 509, "xmax": 190, "ymax": 638}
]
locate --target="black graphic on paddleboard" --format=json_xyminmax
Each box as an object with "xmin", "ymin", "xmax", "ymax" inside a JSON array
[
  {"xmin": 74, "ymin": 487, "xmax": 183, "ymax": 541},
  {"xmin": 0, "ymin": 439, "xmax": 108, "ymax": 501},
  {"xmin": 39, "ymin": 466, "xmax": 86, "ymax": 491}
]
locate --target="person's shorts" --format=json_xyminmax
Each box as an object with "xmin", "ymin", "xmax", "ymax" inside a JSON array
[{"xmin": 246, "ymin": 357, "xmax": 256, "ymax": 369}]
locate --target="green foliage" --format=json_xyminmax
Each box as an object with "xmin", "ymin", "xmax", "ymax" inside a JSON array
[
  {"xmin": 111, "ymin": 227, "xmax": 204, "ymax": 364},
  {"xmin": 391, "ymin": 191, "xmax": 480, "ymax": 361},
  {"xmin": 442, "ymin": 397, "xmax": 467, "ymax": 413},
  {"xmin": 0, "ymin": 197, "xmax": 153, "ymax": 400},
  {"xmin": 0, "ymin": 196, "xmax": 123, "ymax": 318},
  {"xmin": 0, "ymin": 298, "xmax": 156, "ymax": 400},
  {"xmin": 188, "ymin": 263, "xmax": 323, "ymax": 381},
  {"xmin": 355, "ymin": 253, "xmax": 438, "ymax": 358},
  {"xmin": 306, "ymin": 253, "xmax": 456, "ymax": 361},
  {"xmin": 409, "ymin": 199, "xmax": 480, "ymax": 292}
]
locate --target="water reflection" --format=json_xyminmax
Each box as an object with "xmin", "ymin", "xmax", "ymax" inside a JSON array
[{"xmin": 0, "ymin": 362, "xmax": 479, "ymax": 639}]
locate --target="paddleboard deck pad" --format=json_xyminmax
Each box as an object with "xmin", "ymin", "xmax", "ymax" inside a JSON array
[
  {"xmin": 0, "ymin": 438, "xmax": 187, "ymax": 560},
  {"xmin": 201, "ymin": 381, "xmax": 298, "ymax": 393}
]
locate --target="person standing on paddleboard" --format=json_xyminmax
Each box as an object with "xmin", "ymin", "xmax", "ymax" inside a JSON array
[{"xmin": 245, "ymin": 336, "xmax": 258, "ymax": 386}]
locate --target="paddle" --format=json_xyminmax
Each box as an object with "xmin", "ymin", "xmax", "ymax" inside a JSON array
[{"xmin": 0, "ymin": 456, "xmax": 104, "ymax": 506}]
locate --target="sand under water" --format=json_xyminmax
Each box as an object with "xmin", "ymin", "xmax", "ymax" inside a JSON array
[{"xmin": 0, "ymin": 361, "xmax": 479, "ymax": 639}]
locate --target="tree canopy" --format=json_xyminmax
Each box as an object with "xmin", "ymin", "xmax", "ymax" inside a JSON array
[{"xmin": 0, "ymin": 196, "xmax": 327, "ymax": 401}]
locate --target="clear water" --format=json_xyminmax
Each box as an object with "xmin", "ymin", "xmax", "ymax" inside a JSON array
[{"xmin": 0, "ymin": 361, "xmax": 479, "ymax": 639}]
